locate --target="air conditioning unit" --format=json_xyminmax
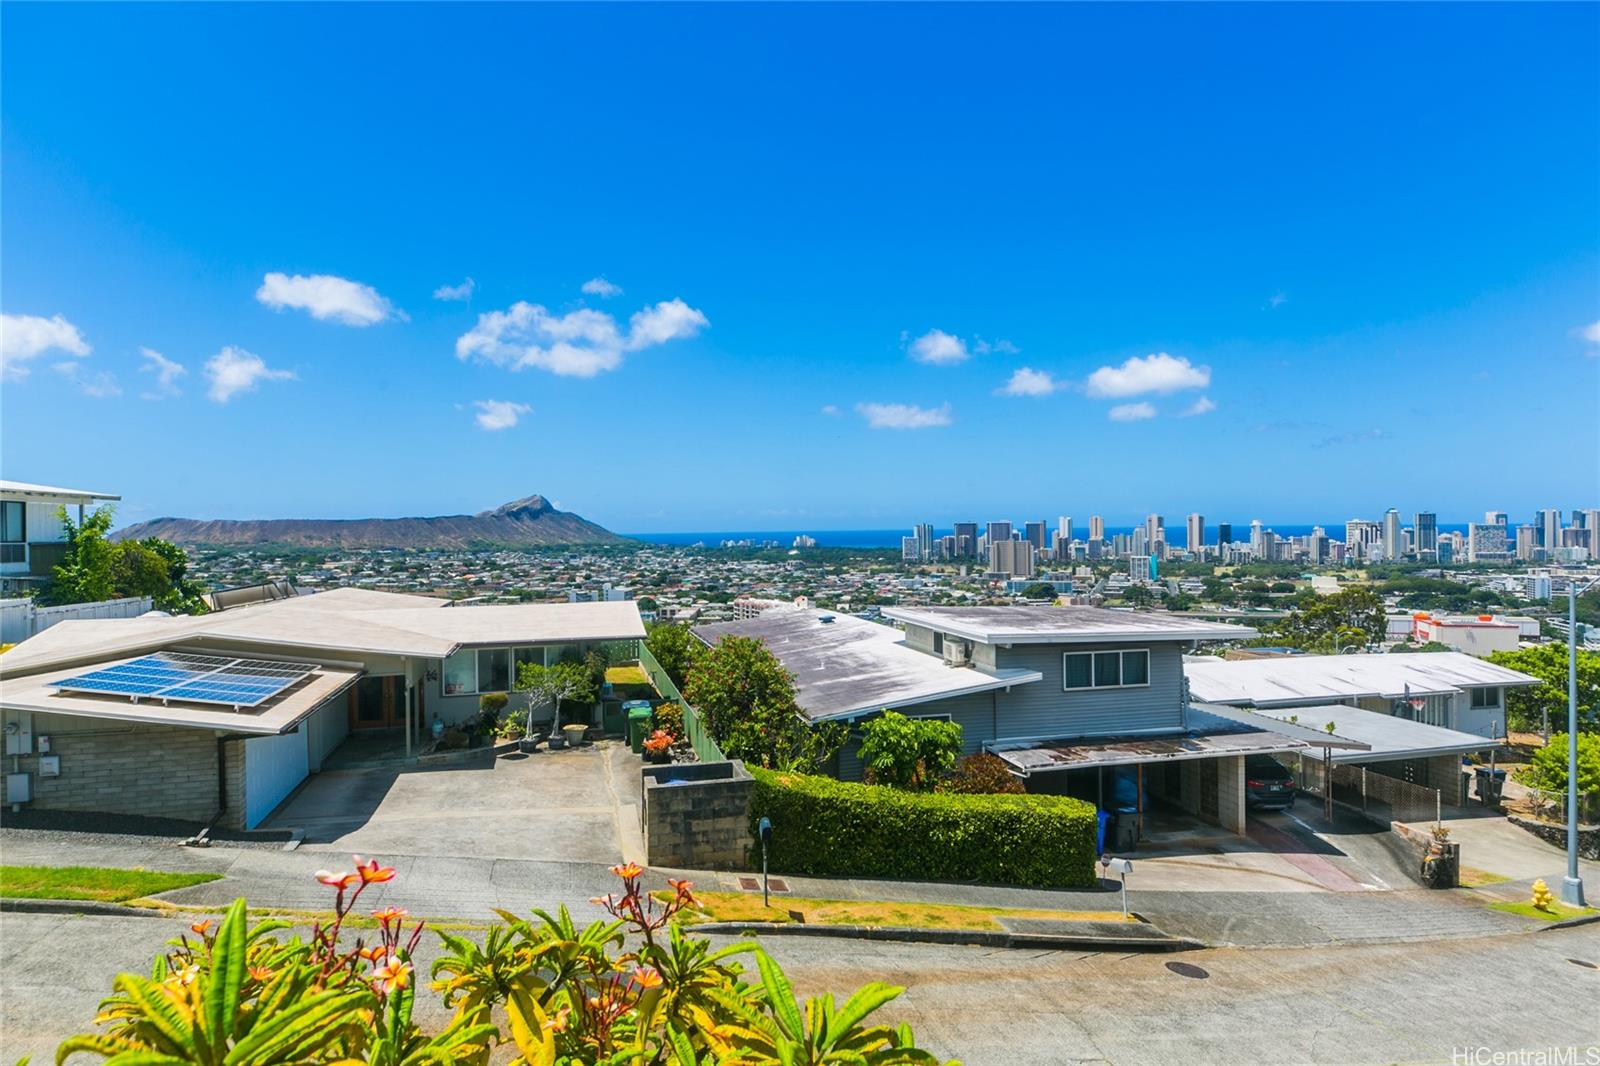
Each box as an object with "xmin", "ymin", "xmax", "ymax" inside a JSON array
[{"xmin": 943, "ymin": 640, "xmax": 971, "ymax": 667}]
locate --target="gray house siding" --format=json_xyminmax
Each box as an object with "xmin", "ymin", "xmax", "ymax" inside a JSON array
[
  {"xmin": 987, "ymin": 641, "xmax": 1187, "ymax": 740},
  {"xmin": 835, "ymin": 690, "xmax": 1000, "ymax": 781}
]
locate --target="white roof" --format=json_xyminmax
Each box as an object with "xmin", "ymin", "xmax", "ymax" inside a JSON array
[
  {"xmin": 1183, "ymin": 652, "xmax": 1538, "ymax": 708},
  {"xmin": 0, "ymin": 479, "xmax": 120, "ymax": 504},
  {"xmin": 0, "ymin": 656, "xmax": 360, "ymax": 735},
  {"xmin": 693, "ymin": 609, "xmax": 1042, "ymax": 721},
  {"xmin": 882, "ymin": 605, "xmax": 1257, "ymax": 645},
  {"xmin": 1244, "ymin": 703, "xmax": 1498, "ymax": 763},
  {"xmin": 0, "ymin": 588, "xmax": 645, "ymax": 677}
]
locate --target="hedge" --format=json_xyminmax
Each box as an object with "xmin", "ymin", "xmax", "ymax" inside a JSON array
[{"xmin": 748, "ymin": 768, "xmax": 1098, "ymax": 888}]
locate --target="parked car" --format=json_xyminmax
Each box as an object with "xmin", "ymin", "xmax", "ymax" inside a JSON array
[{"xmin": 1244, "ymin": 754, "xmax": 1296, "ymax": 810}]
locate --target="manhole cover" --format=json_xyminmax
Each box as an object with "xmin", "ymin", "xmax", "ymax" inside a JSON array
[
  {"xmin": 1568, "ymin": 958, "xmax": 1598, "ymax": 970},
  {"xmin": 1165, "ymin": 961, "xmax": 1210, "ymax": 979},
  {"xmin": 737, "ymin": 877, "xmax": 759, "ymax": 891}
]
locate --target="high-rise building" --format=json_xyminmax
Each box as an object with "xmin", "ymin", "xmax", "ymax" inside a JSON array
[
  {"xmin": 901, "ymin": 536, "xmax": 920, "ymax": 562},
  {"xmin": 1414, "ymin": 512, "xmax": 1438, "ymax": 555},
  {"xmin": 953, "ymin": 522, "xmax": 978, "ymax": 559},
  {"xmin": 1468, "ymin": 523, "xmax": 1510, "ymax": 562},
  {"xmin": 1144, "ymin": 514, "xmax": 1164, "ymax": 550},
  {"xmin": 1089, "ymin": 515, "xmax": 1105, "ymax": 541},
  {"xmin": 1024, "ymin": 521, "xmax": 1047, "ymax": 552},
  {"xmin": 1258, "ymin": 529, "xmax": 1277, "ymax": 560},
  {"xmin": 1217, "ymin": 522, "xmax": 1233, "ymax": 549},
  {"xmin": 1540, "ymin": 509, "xmax": 1561, "ymax": 549},
  {"xmin": 1382, "ymin": 508, "xmax": 1402, "ymax": 562},
  {"xmin": 988, "ymin": 538, "xmax": 1034, "ymax": 578},
  {"xmin": 986, "ymin": 521, "xmax": 1012, "ymax": 547},
  {"xmin": 1309, "ymin": 526, "xmax": 1329, "ymax": 564},
  {"xmin": 1130, "ymin": 555, "xmax": 1150, "ymax": 582},
  {"xmin": 913, "ymin": 523, "xmax": 934, "ymax": 561},
  {"xmin": 1486, "ymin": 510, "xmax": 1508, "ymax": 526},
  {"xmin": 1249, "ymin": 519, "xmax": 1264, "ymax": 558},
  {"xmin": 1186, "ymin": 513, "xmax": 1205, "ymax": 553},
  {"xmin": 1515, "ymin": 524, "xmax": 1538, "ymax": 561},
  {"xmin": 1057, "ymin": 516, "xmax": 1073, "ymax": 544}
]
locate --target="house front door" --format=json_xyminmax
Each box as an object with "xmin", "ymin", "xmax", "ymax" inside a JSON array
[{"xmin": 349, "ymin": 676, "xmax": 401, "ymax": 729}]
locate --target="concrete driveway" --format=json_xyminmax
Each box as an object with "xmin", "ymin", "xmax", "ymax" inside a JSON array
[{"xmin": 264, "ymin": 740, "xmax": 643, "ymax": 866}]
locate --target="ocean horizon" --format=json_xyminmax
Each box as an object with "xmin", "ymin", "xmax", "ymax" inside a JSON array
[{"xmin": 623, "ymin": 523, "xmax": 1474, "ymax": 550}]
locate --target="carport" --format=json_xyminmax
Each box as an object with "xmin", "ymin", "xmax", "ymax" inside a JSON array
[{"xmin": 989, "ymin": 706, "xmax": 1370, "ymax": 837}]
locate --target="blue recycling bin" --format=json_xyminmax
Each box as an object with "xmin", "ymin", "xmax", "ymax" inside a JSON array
[{"xmin": 1096, "ymin": 809, "xmax": 1111, "ymax": 855}]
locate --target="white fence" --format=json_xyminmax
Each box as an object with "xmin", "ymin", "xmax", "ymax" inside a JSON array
[{"xmin": 0, "ymin": 596, "xmax": 154, "ymax": 644}]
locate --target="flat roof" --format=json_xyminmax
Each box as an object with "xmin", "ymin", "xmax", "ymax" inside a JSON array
[
  {"xmin": 881, "ymin": 605, "xmax": 1258, "ymax": 645},
  {"xmin": 1244, "ymin": 703, "xmax": 1497, "ymax": 763},
  {"xmin": 0, "ymin": 479, "xmax": 121, "ymax": 503},
  {"xmin": 989, "ymin": 707, "xmax": 1315, "ymax": 775},
  {"xmin": 1183, "ymin": 652, "xmax": 1539, "ymax": 708},
  {"xmin": 0, "ymin": 588, "xmax": 645, "ymax": 677},
  {"xmin": 0, "ymin": 655, "xmax": 360, "ymax": 735},
  {"xmin": 692, "ymin": 609, "xmax": 1042, "ymax": 722}
]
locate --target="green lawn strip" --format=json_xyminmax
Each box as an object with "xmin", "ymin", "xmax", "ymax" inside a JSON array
[
  {"xmin": 125, "ymin": 898, "xmax": 494, "ymax": 931},
  {"xmin": 658, "ymin": 889, "xmax": 1134, "ymax": 931},
  {"xmin": 1459, "ymin": 867, "xmax": 1513, "ymax": 888},
  {"xmin": 1, "ymin": 864, "xmax": 222, "ymax": 903},
  {"xmin": 1488, "ymin": 900, "xmax": 1599, "ymax": 922}
]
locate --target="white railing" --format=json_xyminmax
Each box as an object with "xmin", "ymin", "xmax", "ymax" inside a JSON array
[{"xmin": 0, "ymin": 595, "xmax": 154, "ymax": 644}]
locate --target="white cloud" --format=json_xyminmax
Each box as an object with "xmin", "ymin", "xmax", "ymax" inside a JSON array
[
  {"xmin": 1268, "ymin": 292, "xmax": 1288, "ymax": 309},
  {"xmin": 907, "ymin": 329, "xmax": 970, "ymax": 365},
  {"xmin": 820, "ymin": 404, "xmax": 840, "ymax": 416},
  {"xmin": 1108, "ymin": 402, "xmax": 1157, "ymax": 422},
  {"xmin": 582, "ymin": 277, "xmax": 622, "ymax": 298},
  {"xmin": 472, "ymin": 399, "xmax": 531, "ymax": 431},
  {"xmin": 138, "ymin": 346, "xmax": 187, "ymax": 399},
  {"xmin": 855, "ymin": 401, "xmax": 953, "ymax": 430},
  {"xmin": 1, "ymin": 312, "xmax": 91, "ymax": 378},
  {"xmin": 999, "ymin": 367, "xmax": 1059, "ymax": 397},
  {"xmin": 1180, "ymin": 396, "xmax": 1217, "ymax": 417},
  {"xmin": 1086, "ymin": 352, "xmax": 1211, "ymax": 398},
  {"xmin": 205, "ymin": 346, "xmax": 294, "ymax": 402},
  {"xmin": 433, "ymin": 277, "xmax": 475, "ymax": 302},
  {"xmin": 255, "ymin": 272, "xmax": 399, "ymax": 326},
  {"xmin": 974, "ymin": 337, "xmax": 1020, "ymax": 355},
  {"xmin": 52, "ymin": 361, "xmax": 121, "ymax": 398},
  {"xmin": 456, "ymin": 297, "xmax": 708, "ymax": 378},
  {"xmin": 1582, "ymin": 320, "xmax": 1600, "ymax": 348}
]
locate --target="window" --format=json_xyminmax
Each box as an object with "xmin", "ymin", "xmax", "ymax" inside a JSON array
[
  {"xmin": 932, "ymin": 631, "xmax": 944, "ymax": 655},
  {"xmin": 0, "ymin": 502, "xmax": 23, "ymax": 562},
  {"xmin": 514, "ymin": 647, "xmax": 542, "ymax": 683},
  {"xmin": 1470, "ymin": 686, "xmax": 1499, "ymax": 709},
  {"xmin": 442, "ymin": 649, "xmax": 477, "ymax": 695},
  {"xmin": 477, "ymin": 648, "xmax": 510, "ymax": 693},
  {"xmin": 1064, "ymin": 649, "xmax": 1151, "ymax": 690}
]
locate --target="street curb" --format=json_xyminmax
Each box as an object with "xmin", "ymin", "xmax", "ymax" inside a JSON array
[
  {"xmin": 1537, "ymin": 912, "xmax": 1600, "ymax": 932},
  {"xmin": 0, "ymin": 897, "xmax": 171, "ymax": 918},
  {"xmin": 690, "ymin": 921, "xmax": 1204, "ymax": 952}
]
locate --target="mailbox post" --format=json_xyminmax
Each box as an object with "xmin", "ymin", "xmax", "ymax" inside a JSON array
[
  {"xmin": 757, "ymin": 817, "xmax": 773, "ymax": 907},
  {"xmin": 1101, "ymin": 855, "xmax": 1132, "ymax": 919}
]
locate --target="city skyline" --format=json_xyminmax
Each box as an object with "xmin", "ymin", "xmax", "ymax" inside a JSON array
[{"xmin": 3, "ymin": 4, "xmax": 1597, "ymax": 531}]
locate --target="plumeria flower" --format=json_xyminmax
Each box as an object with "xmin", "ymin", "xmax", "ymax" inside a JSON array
[
  {"xmin": 355, "ymin": 856, "xmax": 397, "ymax": 884},
  {"xmin": 610, "ymin": 862, "xmax": 643, "ymax": 880},
  {"xmin": 316, "ymin": 870, "xmax": 358, "ymax": 891},
  {"xmin": 370, "ymin": 955, "xmax": 412, "ymax": 994},
  {"xmin": 589, "ymin": 893, "xmax": 618, "ymax": 907},
  {"xmin": 247, "ymin": 965, "xmax": 274, "ymax": 982},
  {"xmin": 360, "ymin": 944, "xmax": 389, "ymax": 962},
  {"xmin": 172, "ymin": 963, "xmax": 201, "ymax": 986},
  {"xmin": 371, "ymin": 906, "xmax": 408, "ymax": 924},
  {"xmin": 189, "ymin": 919, "xmax": 214, "ymax": 937},
  {"xmin": 542, "ymin": 1006, "xmax": 572, "ymax": 1033},
  {"xmin": 630, "ymin": 967, "xmax": 664, "ymax": 990}
]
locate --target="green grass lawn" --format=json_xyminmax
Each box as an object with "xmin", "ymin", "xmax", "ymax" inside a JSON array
[
  {"xmin": 658, "ymin": 889, "xmax": 1134, "ymax": 931},
  {"xmin": 1489, "ymin": 900, "xmax": 1599, "ymax": 922},
  {"xmin": 1, "ymin": 864, "xmax": 222, "ymax": 902}
]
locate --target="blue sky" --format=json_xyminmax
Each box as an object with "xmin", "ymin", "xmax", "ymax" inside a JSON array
[{"xmin": 3, "ymin": 3, "xmax": 1596, "ymax": 533}]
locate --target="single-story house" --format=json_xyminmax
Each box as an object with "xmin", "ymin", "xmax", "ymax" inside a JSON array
[{"xmin": 0, "ymin": 588, "xmax": 644, "ymax": 829}]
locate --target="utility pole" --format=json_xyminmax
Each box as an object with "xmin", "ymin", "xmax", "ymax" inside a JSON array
[{"xmin": 1561, "ymin": 579, "xmax": 1593, "ymax": 907}]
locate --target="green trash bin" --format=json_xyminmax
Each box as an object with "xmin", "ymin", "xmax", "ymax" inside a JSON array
[
  {"xmin": 626, "ymin": 701, "xmax": 654, "ymax": 754},
  {"xmin": 601, "ymin": 700, "xmax": 625, "ymax": 737}
]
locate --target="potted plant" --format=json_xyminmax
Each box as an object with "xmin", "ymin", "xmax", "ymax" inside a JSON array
[
  {"xmin": 514, "ymin": 659, "xmax": 589, "ymax": 752},
  {"xmin": 563, "ymin": 722, "xmax": 590, "ymax": 748},
  {"xmin": 474, "ymin": 693, "xmax": 508, "ymax": 748},
  {"xmin": 642, "ymin": 729, "xmax": 674, "ymax": 765}
]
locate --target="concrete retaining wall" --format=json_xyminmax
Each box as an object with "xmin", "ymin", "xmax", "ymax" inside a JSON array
[
  {"xmin": 1508, "ymin": 815, "xmax": 1600, "ymax": 860},
  {"xmin": 641, "ymin": 760, "xmax": 753, "ymax": 869}
]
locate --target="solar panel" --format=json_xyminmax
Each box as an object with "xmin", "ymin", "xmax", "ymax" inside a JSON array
[{"xmin": 49, "ymin": 651, "xmax": 319, "ymax": 709}]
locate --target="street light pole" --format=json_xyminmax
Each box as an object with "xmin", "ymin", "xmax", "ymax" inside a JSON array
[{"xmin": 1561, "ymin": 578, "xmax": 1594, "ymax": 907}]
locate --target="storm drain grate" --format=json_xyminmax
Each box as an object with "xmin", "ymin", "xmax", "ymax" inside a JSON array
[
  {"xmin": 736, "ymin": 877, "xmax": 789, "ymax": 893},
  {"xmin": 1165, "ymin": 961, "xmax": 1210, "ymax": 979}
]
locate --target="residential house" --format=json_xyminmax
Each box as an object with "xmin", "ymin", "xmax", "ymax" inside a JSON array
[{"xmin": 0, "ymin": 479, "xmax": 121, "ymax": 595}]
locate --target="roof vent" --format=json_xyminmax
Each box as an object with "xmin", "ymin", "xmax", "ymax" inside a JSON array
[{"xmin": 818, "ymin": 614, "xmax": 836, "ymax": 624}]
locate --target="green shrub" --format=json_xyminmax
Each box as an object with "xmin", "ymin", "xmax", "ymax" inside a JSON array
[
  {"xmin": 479, "ymin": 692, "xmax": 509, "ymax": 714},
  {"xmin": 749, "ymin": 768, "xmax": 1097, "ymax": 888},
  {"xmin": 1516, "ymin": 733, "xmax": 1600, "ymax": 795},
  {"xmin": 653, "ymin": 700, "xmax": 685, "ymax": 739},
  {"xmin": 857, "ymin": 710, "xmax": 963, "ymax": 791}
]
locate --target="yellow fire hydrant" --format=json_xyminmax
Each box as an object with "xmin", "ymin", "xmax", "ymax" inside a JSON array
[{"xmin": 1531, "ymin": 878, "xmax": 1555, "ymax": 912}]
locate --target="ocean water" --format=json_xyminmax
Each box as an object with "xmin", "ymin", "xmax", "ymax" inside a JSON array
[{"xmin": 626, "ymin": 524, "xmax": 1472, "ymax": 549}]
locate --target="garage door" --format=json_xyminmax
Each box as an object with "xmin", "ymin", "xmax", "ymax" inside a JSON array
[{"xmin": 244, "ymin": 727, "xmax": 309, "ymax": 828}]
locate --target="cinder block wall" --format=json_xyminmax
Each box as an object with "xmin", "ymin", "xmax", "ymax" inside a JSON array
[
  {"xmin": 11, "ymin": 712, "xmax": 222, "ymax": 824},
  {"xmin": 641, "ymin": 761, "xmax": 753, "ymax": 869},
  {"xmin": 1423, "ymin": 754, "xmax": 1466, "ymax": 807}
]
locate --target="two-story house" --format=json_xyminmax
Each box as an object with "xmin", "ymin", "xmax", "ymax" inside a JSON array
[
  {"xmin": 0, "ymin": 479, "xmax": 121, "ymax": 595},
  {"xmin": 693, "ymin": 605, "xmax": 1362, "ymax": 835}
]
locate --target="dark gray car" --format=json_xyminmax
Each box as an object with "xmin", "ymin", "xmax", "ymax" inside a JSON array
[{"xmin": 1244, "ymin": 754, "xmax": 1296, "ymax": 810}]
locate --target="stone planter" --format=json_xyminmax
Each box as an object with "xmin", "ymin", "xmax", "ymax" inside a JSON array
[
  {"xmin": 516, "ymin": 737, "xmax": 539, "ymax": 754},
  {"xmin": 1421, "ymin": 841, "xmax": 1460, "ymax": 889},
  {"xmin": 563, "ymin": 723, "xmax": 589, "ymax": 748}
]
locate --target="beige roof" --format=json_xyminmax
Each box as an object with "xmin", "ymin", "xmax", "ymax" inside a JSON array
[
  {"xmin": 0, "ymin": 656, "xmax": 361, "ymax": 735},
  {"xmin": 0, "ymin": 479, "xmax": 120, "ymax": 503},
  {"xmin": 0, "ymin": 588, "xmax": 645, "ymax": 678}
]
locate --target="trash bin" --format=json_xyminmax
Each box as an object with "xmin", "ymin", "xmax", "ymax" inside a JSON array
[
  {"xmin": 1474, "ymin": 767, "xmax": 1506, "ymax": 804},
  {"xmin": 601, "ymin": 700, "xmax": 625, "ymax": 737},
  {"xmin": 1113, "ymin": 808, "xmax": 1139, "ymax": 852},
  {"xmin": 1096, "ymin": 809, "xmax": 1112, "ymax": 856},
  {"xmin": 626, "ymin": 702, "xmax": 654, "ymax": 754}
]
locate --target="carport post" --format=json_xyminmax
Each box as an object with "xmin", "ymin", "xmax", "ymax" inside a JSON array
[
  {"xmin": 1361, "ymin": 767, "xmax": 1368, "ymax": 814},
  {"xmin": 1323, "ymin": 747, "xmax": 1332, "ymax": 821},
  {"xmin": 404, "ymin": 658, "xmax": 412, "ymax": 759}
]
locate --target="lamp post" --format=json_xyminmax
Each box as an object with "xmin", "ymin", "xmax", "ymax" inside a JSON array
[{"xmin": 1560, "ymin": 577, "xmax": 1595, "ymax": 907}]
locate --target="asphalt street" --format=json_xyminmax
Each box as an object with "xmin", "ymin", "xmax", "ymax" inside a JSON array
[{"xmin": 4, "ymin": 909, "xmax": 1596, "ymax": 1065}]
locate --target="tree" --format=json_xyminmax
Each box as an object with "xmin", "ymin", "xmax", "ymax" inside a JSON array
[
  {"xmin": 1166, "ymin": 592, "xmax": 1197, "ymax": 612},
  {"xmin": 1018, "ymin": 582, "xmax": 1056, "ymax": 601},
  {"xmin": 1123, "ymin": 585, "xmax": 1153, "ymax": 607},
  {"xmin": 1272, "ymin": 586, "xmax": 1386, "ymax": 652},
  {"xmin": 645, "ymin": 622, "xmax": 702, "ymax": 689},
  {"xmin": 1486, "ymin": 644, "xmax": 1600, "ymax": 735},
  {"xmin": 683, "ymin": 635, "xmax": 843, "ymax": 771},
  {"xmin": 47, "ymin": 505, "xmax": 118, "ymax": 605},
  {"xmin": 43, "ymin": 506, "xmax": 209, "ymax": 614},
  {"xmin": 1516, "ymin": 733, "xmax": 1600, "ymax": 796},
  {"xmin": 514, "ymin": 659, "xmax": 594, "ymax": 736},
  {"xmin": 857, "ymin": 710, "xmax": 963, "ymax": 790}
]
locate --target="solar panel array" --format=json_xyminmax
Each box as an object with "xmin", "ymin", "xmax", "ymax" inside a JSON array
[{"xmin": 50, "ymin": 651, "xmax": 319, "ymax": 709}]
